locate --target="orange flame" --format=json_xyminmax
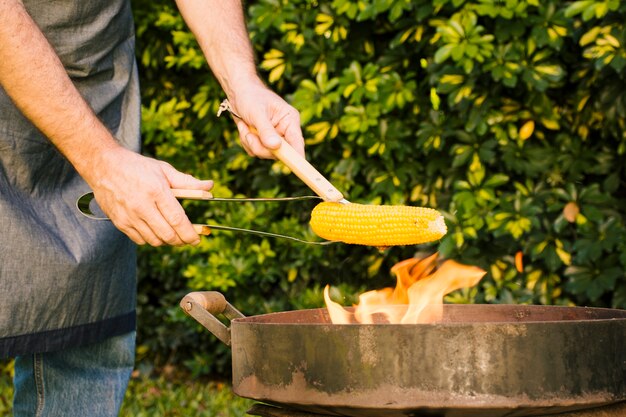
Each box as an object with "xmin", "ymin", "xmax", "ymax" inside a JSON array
[{"xmin": 324, "ymin": 253, "xmax": 486, "ymax": 324}]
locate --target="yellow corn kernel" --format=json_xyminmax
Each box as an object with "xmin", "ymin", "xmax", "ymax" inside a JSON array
[{"xmin": 310, "ymin": 202, "xmax": 447, "ymax": 246}]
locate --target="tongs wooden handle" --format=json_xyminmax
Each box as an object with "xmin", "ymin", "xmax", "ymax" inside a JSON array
[
  {"xmin": 270, "ymin": 138, "xmax": 344, "ymax": 203},
  {"xmin": 171, "ymin": 189, "xmax": 214, "ymax": 200}
]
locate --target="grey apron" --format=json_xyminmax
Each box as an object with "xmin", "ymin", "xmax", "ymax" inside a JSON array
[{"xmin": 0, "ymin": 0, "xmax": 140, "ymax": 358}]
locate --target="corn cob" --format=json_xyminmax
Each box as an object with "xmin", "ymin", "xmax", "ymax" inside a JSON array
[{"xmin": 310, "ymin": 202, "xmax": 447, "ymax": 246}]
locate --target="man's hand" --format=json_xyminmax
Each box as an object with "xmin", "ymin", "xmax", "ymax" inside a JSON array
[
  {"xmin": 229, "ymin": 81, "xmax": 305, "ymax": 159},
  {"xmin": 89, "ymin": 147, "xmax": 213, "ymax": 247}
]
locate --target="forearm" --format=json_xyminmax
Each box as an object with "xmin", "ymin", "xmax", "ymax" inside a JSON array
[
  {"xmin": 175, "ymin": 0, "xmax": 305, "ymax": 158},
  {"xmin": 0, "ymin": 0, "xmax": 120, "ymax": 186},
  {"xmin": 174, "ymin": 0, "xmax": 261, "ymax": 98}
]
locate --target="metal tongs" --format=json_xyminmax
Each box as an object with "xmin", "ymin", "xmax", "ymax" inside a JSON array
[
  {"xmin": 76, "ymin": 100, "xmax": 347, "ymax": 245},
  {"xmin": 76, "ymin": 190, "xmax": 333, "ymax": 245}
]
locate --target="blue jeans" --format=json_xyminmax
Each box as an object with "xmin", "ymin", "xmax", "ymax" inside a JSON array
[{"xmin": 12, "ymin": 331, "xmax": 135, "ymax": 417}]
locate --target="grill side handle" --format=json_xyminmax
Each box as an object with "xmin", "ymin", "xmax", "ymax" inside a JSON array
[{"xmin": 180, "ymin": 291, "xmax": 245, "ymax": 346}]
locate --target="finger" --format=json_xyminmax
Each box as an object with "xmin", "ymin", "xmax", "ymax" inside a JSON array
[
  {"xmin": 123, "ymin": 184, "xmax": 184, "ymax": 245},
  {"xmin": 122, "ymin": 190, "xmax": 185, "ymax": 246},
  {"xmin": 235, "ymin": 119, "xmax": 274, "ymax": 158},
  {"xmin": 234, "ymin": 119, "xmax": 255, "ymax": 157},
  {"xmin": 110, "ymin": 217, "xmax": 157, "ymax": 247},
  {"xmin": 133, "ymin": 218, "xmax": 168, "ymax": 247},
  {"xmin": 126, "ymin": 202, "xmax": 174, "ymax": 246},
  {"xmin": 276, "ymin": 113, "xmax": 305, "ymax": 156},
  {"xmin": 154, "ymin": 193, "xmax": 200, "ymax": 245},
  {"xmin": 120, "ymin": 226, "xmax": 147, "ymax": 246},
  {"xmin": 93, "ymin": 193, "xmax": 150, "ymax": 245},
  {"xmin": 251, "ymin": 114, "xmax": 282, "ymax": 151},
  {"xmin": 242, "ymin": 131, "xmax": 275, "ymax": 159}
]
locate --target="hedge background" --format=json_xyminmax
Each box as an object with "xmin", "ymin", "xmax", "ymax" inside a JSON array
[{"xmin": 131, "ymin": 0, "xmax": 626, "ymax": 377}]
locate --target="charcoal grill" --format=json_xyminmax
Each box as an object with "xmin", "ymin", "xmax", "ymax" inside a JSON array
[{"xmin": 180, "ymin": 291, "xmax": 626, "ymax": 417}]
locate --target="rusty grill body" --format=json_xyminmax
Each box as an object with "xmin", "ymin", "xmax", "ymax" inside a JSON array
[
  {"xmin": 246, "ymin": 402, "xmax": 626, "ymax": 417},
  {"xmin": 181, "ymin": 292, "xmax": 626, "ymax": 417}
]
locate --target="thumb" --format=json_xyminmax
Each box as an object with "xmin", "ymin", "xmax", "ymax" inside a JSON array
[
  {"xmin": 160, "ymin": 163, "xmax": 213, "ymax": 191},
  {"xmin": 251, "ymin": 119, "xmax": 282, "ymax": 150}
]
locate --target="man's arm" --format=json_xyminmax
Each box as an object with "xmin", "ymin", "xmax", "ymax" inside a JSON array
[
  {"xmin": 175, "ymin": 0, "xmax": 305, "ymax": 158},
  {"xmin": 0, "ymin": 0, "xmax": 210, "ymax": 246}
]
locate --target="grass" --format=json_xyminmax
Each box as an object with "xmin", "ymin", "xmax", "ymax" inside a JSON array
[
  {"xmin": 0, "ymin": 361, "xmax": 254, "ymax": 417},
  {"xmin": 119, "ymin": 375, "xmax": 253, "ymax": 417}
]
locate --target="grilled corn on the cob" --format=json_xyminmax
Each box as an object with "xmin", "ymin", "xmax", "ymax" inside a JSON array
[{"xmin": 310, "ymin": 202, "xmax": 447, "ymax": 246}]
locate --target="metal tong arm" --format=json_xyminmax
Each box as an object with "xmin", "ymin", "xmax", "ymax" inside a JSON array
[
  {"xmin": 171, "ymin": 189, "xmax": 322, "ymax": 203},
  {"xmin": 161, "ymin": 189, "xmax": 327, "ymax": 238},
  {"xmin": 180, "ymin": 291, "xmax": 245, "ymax": 347}
]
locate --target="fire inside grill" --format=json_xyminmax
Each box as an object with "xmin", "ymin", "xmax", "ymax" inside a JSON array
[{"xmin": 324, "ymin": 253, "xmax": 487, "ymax": 324}]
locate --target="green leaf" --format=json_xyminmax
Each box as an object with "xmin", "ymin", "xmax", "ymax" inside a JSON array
[
  {"xmin": 434, "ymin": 44, "xmax": 454, "ymax": 63},
  {"xmin": 484, "ymin": 174, "xmax": 510, "ymax": 188}
]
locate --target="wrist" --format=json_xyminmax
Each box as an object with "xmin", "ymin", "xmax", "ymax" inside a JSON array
[
  {"xmin": 221, "ymin": 71, "xmax": 264, "ymax": 100},
  {"xmin": 71, "ymin": 135, "xmax": 124, "ymax": 189}
]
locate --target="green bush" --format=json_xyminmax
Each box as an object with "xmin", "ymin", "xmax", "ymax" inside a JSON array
[{"xmin": 132, "ymin": 0, "xmax": 626, "ymax": 376}]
